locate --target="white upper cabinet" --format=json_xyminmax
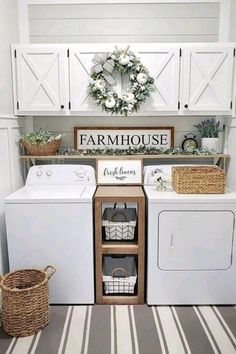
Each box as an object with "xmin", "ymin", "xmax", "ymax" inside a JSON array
[
  {"xmin": 181, "ymin": 45, "xmax": 235, "ymax": 114},
  {"xmin": 11, "ymin": 43, "xmax": 236, "ymax": 116},
  {"xmin": 12, "ymin": 45, "xmax": 68, "ymax": 115},
  {"xmin": 69, "ymin": 45, "xmax": 113, "ymax": 113},
  {"xmin": 136, "ymin": 46, "xmax": 180, "ymax": 113},
  {"xmin": 69, "ymin": 44, "xmax": 180, "ymax": 114}
]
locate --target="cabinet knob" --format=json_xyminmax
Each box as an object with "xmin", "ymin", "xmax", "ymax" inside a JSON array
[
  {"xmin": 184, "ymin": 104, "xmax": 188, "ymax": 109},
  {"xmin": 60, "ymin": 105, "xmax": 64, "ymax": 109}
]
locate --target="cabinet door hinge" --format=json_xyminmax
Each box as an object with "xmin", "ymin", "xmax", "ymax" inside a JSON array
[
  {"xmin": 67, "ymin": 49, "xmax": 70, "ymax": 58},
  {"xmin": 179, "ymin": 48, "xmax": 182, "ymax": 57},
  {"xmin": 14, "ymin": 49, "xmax": 17, "ymax": 58},
  {"xmin": 69, "ymin": 101, "xmax": 71, "ymax": 110},
  {"xmin": 178, "ymin": 101, "xmax": 180, "ymax": 109},
  {"xmin": 17, "ymin": 102, "xmax": 19, "ymax": 110},
  {"xmin": 230, "ymin": 101, "xmax": 233, "ymax": 109},
  {"xmin": 234, "ymin": 48, "xmax": 236, "ymax": 57}
]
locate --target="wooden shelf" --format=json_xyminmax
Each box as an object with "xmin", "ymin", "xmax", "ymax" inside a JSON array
[
  {"xmin": 101, "ymin": 243, "xmax": 138, "ymax": 255},
  {"xmin": 94, "ymin": 186, "xmax": 145, "ymax": 305},
  {"xmin": 20, "ymin": 153, "xmax": 230, "ymax": 160},
  {"xmin": 99, "ymin": 295, "xmax": 140, "ymax": 305}
]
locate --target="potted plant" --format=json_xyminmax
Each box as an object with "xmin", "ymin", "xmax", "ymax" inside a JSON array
[
  {"xmin": 20, "ymin": 128, "xmax": 63, "ymax": 156},
  {"xmin": 194, "ymin": 119, "xmax": 222, "ymax": 153}
]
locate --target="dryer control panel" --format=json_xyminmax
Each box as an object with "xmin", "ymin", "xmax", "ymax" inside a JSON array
[{"xmin": 26, "ymin": 165, "xmax": 96, "ymax": 185}]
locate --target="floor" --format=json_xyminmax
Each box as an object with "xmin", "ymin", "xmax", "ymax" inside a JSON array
[{"xmin": 0, "ymin": 305, "xmax": 236, "ymax": 354}]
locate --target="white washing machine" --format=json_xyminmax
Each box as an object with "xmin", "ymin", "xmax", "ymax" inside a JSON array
[
  {"xmin": 5, "ymin": 164, "xmax": 96, "ymax": 304},
  {"xmin": 144, "ymin": 165, "xmax": 236, "ymax": 305}
]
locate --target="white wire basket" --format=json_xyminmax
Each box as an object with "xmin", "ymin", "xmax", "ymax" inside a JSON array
[
  {"xmin": 102, "ymin": 203, "xmax": 137, "ymax": 240},
  {"xmin": 103, "ymin": 256, "xmax": 137, "ymax": 294}
]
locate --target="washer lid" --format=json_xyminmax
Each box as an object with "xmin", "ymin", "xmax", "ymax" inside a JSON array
[{"xmin": 5, "ymin": 185, "xmax": 96, "ymax": 203}]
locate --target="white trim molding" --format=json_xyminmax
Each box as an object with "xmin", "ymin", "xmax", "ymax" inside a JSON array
[
  {"xmin": 22, "ymin": 0, "xmax": 222, "ymax": 4},
  {"xmin": 219, "ymin": 0, "xmax": 231, "ymax": 41},
  {"xmin": 18, "ymin": 0, "xmax": 30, "ymax": 42}
]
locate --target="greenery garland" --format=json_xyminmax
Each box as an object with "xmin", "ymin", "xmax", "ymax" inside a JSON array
[
  {"xmin": 63, "ymin": 146, "xmax": 214, "ymax": 156},
  {"xmin": 88, "ymin": 47, "xmax": 155, "ymax": 116}
]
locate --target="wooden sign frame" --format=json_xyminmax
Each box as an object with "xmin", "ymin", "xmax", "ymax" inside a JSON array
[
  {"xmin": 74, "ymin": 126, "xmax": 174, "ymax": 150},
  {"xmin": 96, "ymin": 158, "xmax": 143, "ymax": 185}
]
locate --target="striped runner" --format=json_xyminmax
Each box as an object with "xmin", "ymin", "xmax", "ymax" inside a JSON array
[{"xmin": 0, "ymin": 305, "xmax": 236, "ymax": 354}]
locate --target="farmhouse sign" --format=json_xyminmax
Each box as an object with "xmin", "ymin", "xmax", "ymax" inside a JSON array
[
  {"xmin": 97, "ymin": 159, "xmax": 142, "ymax": 185},
  {"xmin": 74, "ymin": 127, "xmax": 174, "ymax": 150}
]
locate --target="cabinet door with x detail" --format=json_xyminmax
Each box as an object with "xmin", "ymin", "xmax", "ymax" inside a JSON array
[
  {"xmin": 13, "ymin": 46, "xmax": 68, "ymax": 114},
  {"xmin": 137, "ymin": 45, "xmax": 180, "ymax": 113},
  {"xmin": 182, "ymin": 45, "xmax": 234, "ymax": 113}
]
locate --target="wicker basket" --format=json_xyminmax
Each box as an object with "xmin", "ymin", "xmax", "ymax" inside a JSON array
[
  {"xmin": 0, "ymin": 265, "xmax": 56, "ymax": 337},
  {"xmin": 20, "ymin": 139, "xmax": 62, "ymax": 156},
  {"xmin": 172, "ymin": 166, "xmax": 225, "ymax": 194}
]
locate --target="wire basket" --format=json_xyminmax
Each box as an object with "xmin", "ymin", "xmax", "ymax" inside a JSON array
[
  {"xmin": 0, "ymin": 265, "xmax": 56, "ymax": 337},
  {"xmin": 102, "ymin": 203, "xmax": 137, "ymax": 240},
  {"xmin": 103, "ymin": 256, "xmax": 137, "ymax": 294},
  {"xmin": 20, "ymin": 139, "xmax": 62, "ymax": 156},
  {"xmin": 172, "ymin": 166, "xmax": 225, "ymax": 194}
]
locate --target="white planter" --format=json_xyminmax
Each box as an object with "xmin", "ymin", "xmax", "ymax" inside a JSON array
[{"xmin": 201, "ymin": 137, "xmax": 222, "ymax": 153}]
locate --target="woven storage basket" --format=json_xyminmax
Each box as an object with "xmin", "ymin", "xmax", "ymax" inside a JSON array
[
  {"xmin": 0, "ymin": 265, "xmax": 56, "ymax": 337},
  {"xmin": 103, "ymin": 256, "xmax": 137, "ymax": 294},
  {"xmin": 172, "ymin": 166, "xmax": 225, "ymax": 194},
  {"xmin": 20, "ymin": 139, "xmax": 62, "ymax": 156},
  {"xmin": 102, "ymin": 203, "xmax": 137, "ymax": 240}
]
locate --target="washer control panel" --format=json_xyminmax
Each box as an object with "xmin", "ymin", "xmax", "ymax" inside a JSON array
[{"xmin": 26, "ymin": 165, "xmax": 96, "ymax": 185}]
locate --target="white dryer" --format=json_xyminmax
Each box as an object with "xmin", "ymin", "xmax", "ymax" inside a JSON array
[
  {"xmin": 5, "ymin": 164, "xmax": 96, "ymax": 304},
  {"xmin": 144, "ymin": 165, "xmax": 236, "ymax": 305}
]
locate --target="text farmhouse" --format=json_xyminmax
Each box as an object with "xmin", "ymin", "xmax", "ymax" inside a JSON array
[{"xmin": 74, "ymin": 128, "xmax": 174, "ymax": 150}]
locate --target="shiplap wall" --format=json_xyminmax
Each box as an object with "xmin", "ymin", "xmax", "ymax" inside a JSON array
[
  {"xmin": 30, "ymin": 2, "xmax": 221, "ymax": 148},
  {"xmin": 33, "ymin": 115, "xmax": 221, "ymax": 150},
  {"xmin": 0, "ymin": 117, "xmax": 26, "ymax": 274},
  {"xmin": 28, "ymin": 2, "xmax": 220, "ymax": 43}
]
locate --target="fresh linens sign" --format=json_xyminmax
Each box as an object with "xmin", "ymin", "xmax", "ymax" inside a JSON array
[
  {"xmin": 97, "ymin": 159, "xmax": 142, "ymax": 185},
  {"xmin": 74, "ymin": 127, "xmax": 174, "ymax": 150}
]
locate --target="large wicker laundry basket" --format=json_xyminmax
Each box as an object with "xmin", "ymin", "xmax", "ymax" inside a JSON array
[
  {"xmin": 0, "ymin": 265, "xmax": 56, "ymax": 337},
  {"xmin": 20, "ymin": 139, "xmax": 62, "ymax": 156}
]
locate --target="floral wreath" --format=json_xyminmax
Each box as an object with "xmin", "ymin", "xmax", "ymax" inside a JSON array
[{"xmin": 88, "ymin": 46, "xmax": 155, "ymax": 116}]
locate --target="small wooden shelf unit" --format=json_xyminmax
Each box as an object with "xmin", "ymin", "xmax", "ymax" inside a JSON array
[{"xmin": 94, "ymin": 186, "xmax": 145, "ymax": 304}]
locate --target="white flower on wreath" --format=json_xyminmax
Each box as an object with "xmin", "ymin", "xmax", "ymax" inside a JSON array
[
  {"xmin": 122, "ymin": 92, "xmax": 135, "ymax": 103},
  {"xmin": 137, "ymin": 73, "xmax": 148, "ymax": 85},
  {"xmin": 119, "ymin": 54, "xmax": 130, "ymax": 65},
  {"xmin": 105, "ymin": 96, "xmax": 116, "ymax": 109},
  {"xmin": 95, "ymin": 79, "xmax": 106, "ymax": 90}
]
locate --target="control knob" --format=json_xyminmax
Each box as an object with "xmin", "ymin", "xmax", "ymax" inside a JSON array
[{"xmin": 75, "ymin": 169, "xmax": 86, "ymax": 179}]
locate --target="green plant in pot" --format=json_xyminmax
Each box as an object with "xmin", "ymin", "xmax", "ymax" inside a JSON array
[
  {"xmin": 194, "ymin": 119, "xmax": 222, "ymax": 153},
  {"xmin": 20, "ymin": 128, "xmax": 63, "ymax": 156}
]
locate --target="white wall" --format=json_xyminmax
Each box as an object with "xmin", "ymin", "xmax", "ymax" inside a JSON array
[
  {"xmin": 229, "ymin": 0, "xmax": 236, "ymax": 41},
  {"xmin": 29, "ymin": 1, "xmax": 221, "ymax": 146},
  {"xmin": 0, "ymin": 0, "xmax": 25, "ymax": 274},
  {"xmin": 225, "ymin": 0, "xmax": 236, "ymax": 190},
  {"xmin": 0, "ymin": 117, "xmax": 25, "ymax": 274},
  {"xmin": 34, "ymin": 115, "xmax": 211, "ymax": 150},
  {"xmin": 0, "ymin": 0, "xmax": 19, "ymax": 115},
  {"xmin": 29, "ymin": 2, "xmax": 220, "ymax": 43}
]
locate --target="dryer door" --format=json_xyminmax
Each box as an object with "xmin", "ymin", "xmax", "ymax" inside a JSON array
[{"xmin": 158, "ymin": 210, "xmax": 234, "ymax": 270}]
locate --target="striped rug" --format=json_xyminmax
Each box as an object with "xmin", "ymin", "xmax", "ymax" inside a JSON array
[{"xmin": 1, "ymin": 305, "xmax": 236, "ymax": 354}]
